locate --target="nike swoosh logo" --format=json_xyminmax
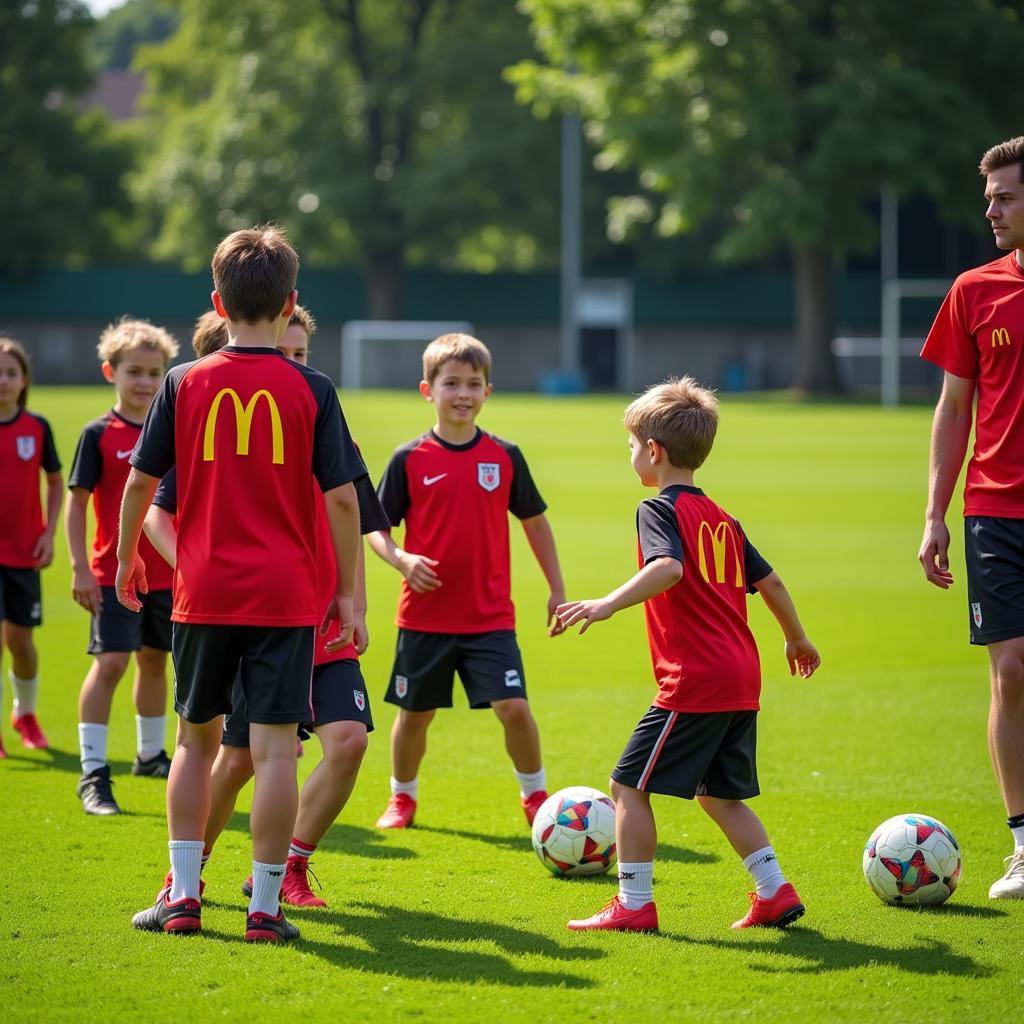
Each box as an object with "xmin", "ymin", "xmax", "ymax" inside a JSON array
[
  {"xmin": 423, "ymin": 473, "xmax": 447, "ymax": 486},
  {"xmin": 116, "ymin": 449, "xmax": 134, "ymax": 459}
]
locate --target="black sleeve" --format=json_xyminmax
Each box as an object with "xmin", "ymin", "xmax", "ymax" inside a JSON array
[
  {"xmin": 735, "ymin": 519, "xmax": 773, "ymax": 592},
  {"xmin": 637, "ymin": 496, "xmax": 684, "ymax": 565},
  {"xmin": 309, "ymin": 377, "xmax": 366, "ymax": 492},
  {"xmin": 355, "ymin": 473, "xmax": 390, "ymax": 534},
  {"xmin": 151, "ymin": 467, "xmax": 178, "ymax": 515},
  {"xmin": 68, "ymin": 421, "xmax": 104, "ymax": 492},
  {"xmin": 503, "ymin": 444, "xmax": 547, "ymax": 520},
  {"xmin": 131, "ymin": 367, "xmax": 181, "ymax": 478},
  {"xmin": 376, "ymin": 448, "xmax": 411, "ymax": 528},
  {"xmin": 36, "ymin": 416, "xmax": 61, "ymax": 472}
]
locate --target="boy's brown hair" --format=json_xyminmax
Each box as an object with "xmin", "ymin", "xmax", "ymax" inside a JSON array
[
  {"xmin": 422, "ymin": 333, "xmax": 491, "ymax": 384},
  {"xmin": 192, "ymin": 310, "xmax": 228, "ymax": 358},
  {"xmin": 624, "ymin": 376, "xmax": 719, "ymax": 470},
  {"xmin": 97, "ymin": 317, "xmax": 179, "ymax": 367},
  {"xmin": 980, "ymin": 137, "xmax": 1024, "ymax": 179},
  {"xmin": 289, "ymin": 304, "xmax": 317, "ymax": 339},
  {"xmin": 211, "ymin": 225, "xmax": 299, "ymax": 324},
  {"xmin": 0, "ymin": 337, "xmax": 32, "ymax": 409}
]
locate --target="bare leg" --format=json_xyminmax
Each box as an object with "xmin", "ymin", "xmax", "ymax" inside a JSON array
[
  {"xmin": 295, "ymin": 721, "xmax": 368, "ymax": 844},
  {"xmin": 4, "ymin": 623, "xmax": 38, "ymax": 680},
  {"xmin": 78, "ymin": 652, "xmax": 131, "ymax": 723},
  {"xmin": 988, "ymin": 637, "xmax": 1024, "ymax": 816},
  {"xmin": 167, "ymin": 718, "xmax": 222, "ymax": 840},
  {"xmin": 204, "ymin": 743, "xmax": 254, "ymax": 852},
  {"xmin": 697, "ymin": 796, "xmax": 771, "ymax": 859},
  {"xmin": 133, "ymin": 646, "xmax": 168, "ymax": 718},
  {"xmin": 611, "ymin": 779, "xmax": 657, "ymax": 862},
  {"xmin": 491, "ymin": 698, "xmax": 542, "ymax": 773},
  {"xmin": 249, "ymin": 722, "xmax": 299, "ymax": 864},
  {"xmin": 391, "ymin": 708, "xmax": 435, "ymax": 782}
]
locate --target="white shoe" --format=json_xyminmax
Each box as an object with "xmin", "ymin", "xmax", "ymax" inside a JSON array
[{"xmin": 989, "ymin": 849, "xmax": 1024, "ymax": 899}]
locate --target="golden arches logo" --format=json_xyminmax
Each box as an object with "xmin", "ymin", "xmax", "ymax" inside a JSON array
[
  {"xmin": 992, "ymin": 327, "xmax": 1011, "ymax": 348},
  {"xmin": 203, "ymin": 388, "xmax": 284, "ymax": 464},
  {"xmin": 697, "ymin": 520, "xmax": 743, "ymax": 588}
]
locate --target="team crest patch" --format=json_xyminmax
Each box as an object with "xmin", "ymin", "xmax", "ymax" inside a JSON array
[
  {"xmin": 16, "ymin": 436, "xmax": 35, "ymax": 462},
  {"xmin": 972, "ymin": 602, "xmax": 983, "ymax": 628},
  {"xmin": 478, "ymin": 462, "xmax": 500, "ymax": 492},
  {"xmin": 353, "ymin": 689, "xmax": 366, "ymax": 712},
  {"xmin": 504, "ymin": 669, "xmax": 522, "ymax": 688},
  {"xmin": 395, "ymin": 675, "xmax": 408, "ymax": 699}
]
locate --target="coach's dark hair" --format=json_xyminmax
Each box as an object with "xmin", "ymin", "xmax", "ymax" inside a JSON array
[
  {"xmin": 211, "ymin": 225, "xmax": 299, "ymax": 324},
  {"xmin": 980, "ymin": 137, "xmax": 1024, "ymax": 180},
  {"xmin": 0, "ymin": 337, "xmax": 31, "ymax": 409}
]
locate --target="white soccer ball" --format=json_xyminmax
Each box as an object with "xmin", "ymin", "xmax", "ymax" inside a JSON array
[
  {"xmin": 862, "ymin": 813, "xmax": 962, "ymax": 907},
  {"xmin": 531, "ymin": 786, "xmax": 617, "ymax": 877}
]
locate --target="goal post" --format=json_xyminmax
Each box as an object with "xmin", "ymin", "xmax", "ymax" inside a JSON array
[
  {"xmin": 340, "ymin": 320, "xmax": 475, "ymax": 390},
  {"xmin": 880, "ymin": 279, "xmax": 949, "ymax": 407}
]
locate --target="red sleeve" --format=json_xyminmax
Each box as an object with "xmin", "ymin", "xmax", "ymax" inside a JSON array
[{"xmin": 920, "ymin": 281, "xmax": 978, "ymax": 379}]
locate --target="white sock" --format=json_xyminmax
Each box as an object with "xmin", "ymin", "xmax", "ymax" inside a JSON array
[
  {"xmin": 11, "ymin": 672, "xmax": 38, "ymax": 717},
  {"xmin": 78, "ymin": 723, "xmax": 109, "ymax": 774},
  {"xmin": 514, "ymin": 767, "xmax": 546, "ymax": 798},
  {"xmin": 617, "ymin": 861, "xmax": 654, "ymax": 910},
  {"xmin": 290, "ymin": 837, "xmax": 316, "ymax": 860},
  {"xmin": 249, "ymin": 861, "xmax": 286, "ymax": 917},
  {"xmin": 1010, "ymin": 826, "xmax": 1024, "ymax": 849},
  {"xmin": 135, "ymin": 715, "xmax": 166, "ymax": 761},
  {"xmin": 168, "ymin": 840, "xmax": 204, "ymax": 902},
  {"xmin": 743, "ymin": 845, "xmax": 786, "ymax": 898},
  {"xmin": 390, "ymin": 776, "xmax": 418, "ymax": 800}
]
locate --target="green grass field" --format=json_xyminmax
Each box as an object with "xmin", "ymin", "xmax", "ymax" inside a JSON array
[{"xmin": 2, "ymin": 387, "xmax": 1019, "ymax": 1023}]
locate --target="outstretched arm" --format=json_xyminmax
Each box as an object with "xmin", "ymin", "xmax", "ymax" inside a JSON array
[
  {"xmin": 520, "ymin": 513, "xmax": 567, "ymax": 635},
  {"xmin": 753, "ymin": 571, "xmax": 820, "ymax": 678}
]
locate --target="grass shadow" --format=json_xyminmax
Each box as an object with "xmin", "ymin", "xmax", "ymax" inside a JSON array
[
  {"xmin": 656, "ymin": 842, "xmax": 719, "ymax": 866},
  {"xmin": 414, "ymin": 823, "xmax": 533, "ymax": 855},
  {"xmin": 3, "ymin": 748, "xmax": 132, "ymax": 774},
  {"xmin": 222, "ymin": 812, "xmax": 417, "ymax": 861},
  {"xmin": 894, "ymin": 902, "xmax": 1006, "ymax": 919}
]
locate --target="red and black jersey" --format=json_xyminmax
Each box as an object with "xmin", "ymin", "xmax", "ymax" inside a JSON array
[
  {"xmin": 637, "ymin": 484, "xmax": 772, "ymax": 713},
  {"xmin": 69, "ymin": 410, "xmax": 173, "ymax": 591},
  {"xmin": 376, "ymin": 428, "xmax": 547, "ymax": 634},
  {"xmin": 0, "ymin": 409, "xmax": 61, "ymax": 568},
  {"xmin": 133, "ymin": 346, "xmax": 366, "ymax": 627}
]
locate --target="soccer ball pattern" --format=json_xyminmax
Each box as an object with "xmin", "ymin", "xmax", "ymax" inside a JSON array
[
  {"xmin": 531, "ymin": 786, "xmax": 617, "ymax": 877},
  {"xmin": 862, "ymin": 813, "xmax": 961, "ymax": 907}
]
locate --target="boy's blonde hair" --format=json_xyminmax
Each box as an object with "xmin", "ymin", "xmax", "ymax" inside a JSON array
[
  {"xmin": 422, "ymin": 333, "xmax": 491, "ymax": 384},
  {"xmin": 192, "ymin": 311, "xmax": 228, "ymax": 358},
  {"xmin": 0, "ymin": 337, "xmax": 32, "ymax": 409},
  {"xmin": 211, "ymin": 225, "xmax": 299, "ymax": 324},
  {"xmin": 97, "ymin": 317, "xmax": 179, "ymax": 367},
  {"xmin": 624, "ymin": 376, "xmax": 719, "ymax": 470},
  {"xmin": 288, "ymin": 304, "xmax": 317, "ymax": 338}
]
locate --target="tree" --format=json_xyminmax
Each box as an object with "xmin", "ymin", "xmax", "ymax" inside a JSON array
[
  {"xmin": 89, "ymin": 0, "xmax": 178, "ymax": 72},
  {"xmin": 133, "ymin": 0, "xmax": 563, "ymax": 317},
  {"xmin": 510, "ymin": 0, "xmax": 1024, "ymax": 391},
  {"xmin": 0, "ymin": 0, "xmax": 135, "ymax": 275}
]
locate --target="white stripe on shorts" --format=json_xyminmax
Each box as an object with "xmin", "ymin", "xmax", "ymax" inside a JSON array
[{"xmin": 637, "ymin": 711, "xmax": 678, "ymax": 790}]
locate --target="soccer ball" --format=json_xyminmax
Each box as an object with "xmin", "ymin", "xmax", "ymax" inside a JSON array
[
  {"xmin": 862, "ymin": 813, "xmax": 962, "ymax": 907},
  {"xmin": 531, "ymin": 786, "xmax": 617, "ymax": 877}
]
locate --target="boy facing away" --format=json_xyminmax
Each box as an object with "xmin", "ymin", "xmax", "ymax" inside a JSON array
[
  {"xmin": 368, "ymin": 333, "xmax": 566, "ymax": 829},
  {"xmin": 67, "ymin": 319, "xmax": 180, "ymax": 815},
  {"xmin": 557, "ymin": 377, "xmax": 820, "ymax": 933},
  {"xmin": 116, "ymin": 226, "xmax": 364, "ymax": 942}
]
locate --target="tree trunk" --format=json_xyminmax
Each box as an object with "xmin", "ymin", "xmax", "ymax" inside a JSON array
[
  {"xmin": 365, "ymin": 246, "xmax": 404, "ymax": 320},
  {"xmin": 791, "ymin": 243, "xmax": 843, "ymax": 393}
]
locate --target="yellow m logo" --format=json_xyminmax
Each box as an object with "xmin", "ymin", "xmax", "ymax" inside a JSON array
[
  {"xmin": 992, "ymin": 327, "xmax": 1011, "ymax": 348},
  {"xmin": 697, "ymin": 520, "xmax": 743, "ymax": 588},
  {"xmin": 203, "ymin": 388, "xmax": 284, "ymax": 464}
]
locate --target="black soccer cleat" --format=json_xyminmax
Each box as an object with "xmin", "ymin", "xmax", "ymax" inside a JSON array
[
  {"xmin": 245, "ymin": 909, "xmax": 300, "ymax": 943},
  {"xmin": 132, "ymin": 749, "xmax": 172, "ymax": 779},
  {"xmin": 77, "ymin": 765, "xmax": 122, "ymax": 815},
  {"xmin": 133, "ymin": 887, "xmax": 201, "ymax": 934}
]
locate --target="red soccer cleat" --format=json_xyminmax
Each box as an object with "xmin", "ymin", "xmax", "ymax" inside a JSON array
[
  {"xmin": 160, "ymin": 871, "xmax": 205, "ymax": 902},
  {"xmin": 522, "ymin": 789, "xmax": 548, "ymax": 826},
  {"xmin": 281, "ymin": 855, "xmax": 327, "ymax": 907},
  {"xmin": 731, "ymin": 882, "xmax": 805, "ymax": 929},
  {"xmin": 375, "ymin": 793, "xmax": 416, "ymax": 829},
  {"xmin": 12, "ymin": 712, "xmax": 47, "ymax": 749},
  {"xmin": 567, "ymin": 895, "xmax": 659, "ymax": 933},
  {"xmin": 0, "ymin": 732, "xmax": 6, "ymax": 759}
]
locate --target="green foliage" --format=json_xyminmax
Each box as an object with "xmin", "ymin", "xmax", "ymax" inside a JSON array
[
  {"xmin": 0, "ymin": 0, "xmax": 136, "ymax": 274},
  {"xmin": 88, "ymin": 0, "xmax": 178, "ymax": 72}
]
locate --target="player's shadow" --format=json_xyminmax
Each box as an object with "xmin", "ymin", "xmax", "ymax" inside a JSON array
[
  {"xmin": 3, "ymin": 748, "xmax": 130, "ymax": 774},
  {"xmin": 415, "ymin": 823, "xmax": 534, "ymax": 855},
  {"xmin": 662, "ymin": 926, "xmax": 994, "ymax": 977},
  {"xmin": 291, "ymin": 900, "xmax": 604, "ymax": 987},
  {"xmin": 656, "ymin": 842, "xmax": 719, "ymax": 865},
  {"xmin": 223, "ymin": 812, "xmax": 417, "ymax": 861}
]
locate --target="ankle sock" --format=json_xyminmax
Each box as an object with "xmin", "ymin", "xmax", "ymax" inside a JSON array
[
  {"xmin": 290, "ymin": 837, "xmax": 316, "ymax": 860},
  {"xmin": 78, "ymin": 722, "xmax": 108, "ymax": 774},
  {"xmin": 249, "ymin": 861, "xmax": 286, "ymax": 917},
  {"xmin": 11, "ymin": 672, "xmax": 38, "ymax": 717},
  {"xmin": 390, "ymin": 776, "xmax": 418, "ymax": 800},
  {"xmin": 1007, "ymin": 812, "xmax": 1024, "ymax": 850},
  {"xmin": 135, "ymin": 715, "xmax": 166, "ymax": 762},
  {"xmin": 514, "ymin": 767, "xmax": 547, "ymax": 798},
  {"xmin": 168, "ymin": 840, "xmax": 204, "ymax": 902},
  {"xmin": 743, "ymin": 846, "xmax": 786, "ymax": 898},
  {"xmin": 617, "ymin": 861, "xmax": 654, "ymax": 910}
]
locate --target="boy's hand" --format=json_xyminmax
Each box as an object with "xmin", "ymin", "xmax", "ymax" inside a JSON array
[
  {"xmin": 918, "ymin": 519, "xmax": 954, "ymax": 588},
  {"xmin": 785, "ymin": 638, "xmax": 820, "ymax": 678},
  {"xmin": 322, "ymin": 594, "xmax": 355, "ymax": 652},
  {"xmin": 353, "ymin": 612, "xmax": 369, "ymax": 655},
  {"xmin": 547, "ymin": 590, "xmax": 568, "ymax": 636},
  {"xmin": 398, "ymin": 550, "xmax": 441, "ymax": 593},
  {"xmin": 115, "ymin": 555, "xmax": 148, "ymax": 612},
  {"xmin": 32, "ymin": 532, "xmax": 54, "ymax": 569},
  {"xmin": 556, "ymin": 598, "xmax": 613, "ymax": 635},
  {"xmin": 72, "ymin": 566, "xmax": 102, "ymax": 614}
]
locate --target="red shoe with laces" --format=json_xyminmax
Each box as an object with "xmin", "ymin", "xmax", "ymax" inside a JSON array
[
  {"xmin": 567, "ymin": 895, "xmax": 659, "ymax": 932},
  {"xmin": 375, "ymin": 793, "xmax": 416, "ymax": 829},
  {"xmin": 12, "ymin": 712, "xmax": 47, "ymax": 749},
  {"xmin": 731, "ymin": 882, "xmax": 805, "ymax": 929},
  {"xmin": 281, "ymin": 856, "xmax": 326, "ymax": 907},
  {"xmin": 521, "ymin": 789, "xmax": 548, "ymax": 826},
  {"xmin": 160, "ymin": 871, "xmax": 206, "ymax": 901}
]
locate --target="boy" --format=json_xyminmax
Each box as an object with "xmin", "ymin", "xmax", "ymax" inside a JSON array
[
  {"xmin": 66, "ymin": 319, "xmax": 179, "ymax": 815},
  {"xmin": 368, "ymin": 333, "xmax": 566, "ymax": 829},
  {"xmin": 145, "ymin": 305, "xmax": 388, "ymax": 907},
  {"xmin": 117, "ymin": 226, "xmax": 364, "ymax": 942},
  {"xmin": 557, "ymin": 377, "xmax": 820, "ymax": 933}
]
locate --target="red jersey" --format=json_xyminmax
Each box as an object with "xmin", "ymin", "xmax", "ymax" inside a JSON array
[
  {"xmin": 0, "ymin": 409, "xmax": 61, "ymax": 568},
  {"xmin": 68, "ymin": 411, "xmax": 173, "ymax": 590},
  {"xmin": 921, "ymin": 252, "xmax": 1024, "ymax": 517},
  {"xmin": 133, "ymin": 347, "xmax": 365, "ymax": 626},
  {"xmin": 637, "ymin": 485, "xmax": 772, "ymax": 713},
  {"xmin": 376, "ymin": 429, "xmax": 547, "ymax": 634}
]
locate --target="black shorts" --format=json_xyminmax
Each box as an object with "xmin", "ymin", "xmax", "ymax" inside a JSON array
[
  {"xmin": 0, "ymin": 566, "xmax": 41, "ymax": 628},
  {"xmin": 222, "ymin": 658, "xmax": 373, "ymax": 747},
  {"xmin": 612, "ymin": 706, "xmax": 759, "ymax": 800},
  {"xmin": 965, "ymin": 516, "xmax": 1024, "ymax": 645},
  {"xmin": 172, "ymin": 622, "xmax": 314, "ymax": 726},
  {"xmin": 88, "ymin": 586, "xmax": 172, "ymax": 654},
  {"xmin": 385, "ymin": 628, "xmax": 528, "ymax": 711}
]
